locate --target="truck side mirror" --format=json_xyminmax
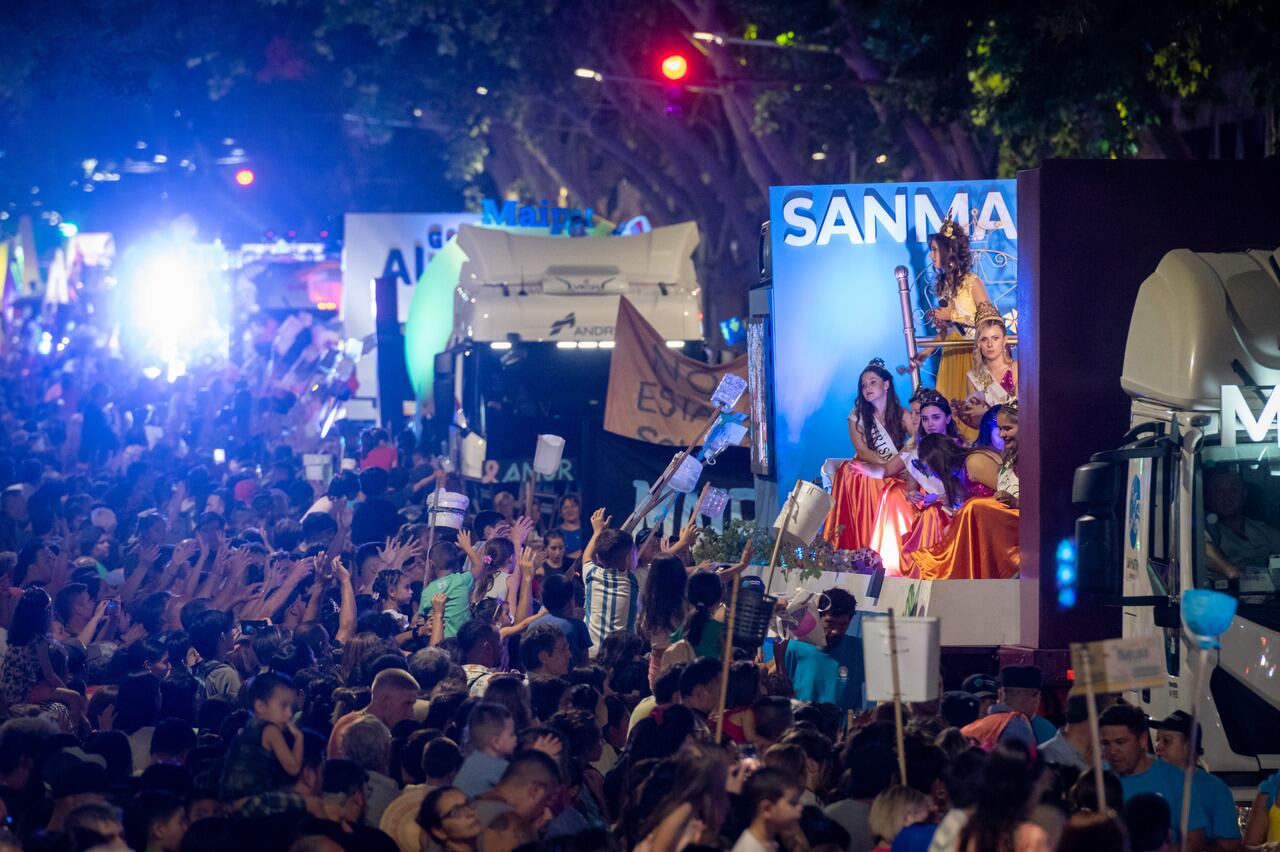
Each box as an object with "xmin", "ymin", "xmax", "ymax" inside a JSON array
[{"xmin": 1073, "ymin": 461, "xmax": 1122, "ymax": 597}]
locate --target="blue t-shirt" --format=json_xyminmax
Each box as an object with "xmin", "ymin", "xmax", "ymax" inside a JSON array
[
  {"xmin": 1260, "ymin": 768, "xmax": 1280, "ymax": 810},
  {"xmin": 1192, "ymin": 768, "xmax": 1241, "ymax": 840},
  {"xmin": 542, "ymin": 612, "xmax": 593, "ymax": 662},
  {"xmin": 1119, "ymin": 759, "xmax": 1208, "ymax": 839},
  {"xmin": 1031, "ymin": 715, "xmax": 1057, "ymax": 745},
  {"xmin": 784, "ymin": 616, "xmax": 866, "ymax": 713},
  {"xmin": 891, "ymin": 822, "xmax": 937, "ymax": 852},
  {"xmin": 556, "ymin": 526, "xmax": 585, "ymax": 556}
]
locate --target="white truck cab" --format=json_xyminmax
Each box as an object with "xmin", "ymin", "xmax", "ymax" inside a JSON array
[{"xmin": 1076, "ymin": 247, "xmax": 1280, "ymax": 780}]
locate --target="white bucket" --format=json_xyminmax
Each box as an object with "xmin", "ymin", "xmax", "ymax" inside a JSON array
[
  {"xmin": 461, "ymin": 433, "xmax": 487, "ymax": 479},
  {"xmin": 772, "ymin": 480, "xmax": 831, "ymax": 547},
  {"xmin": 704, "ymin": 421, "xmax": 748, "ymax": 461},
  {"xmin": 533, "ymin": 434, "xmax": 565, "ymax": 476},
  {"xmin": 428, "ymin": 491, "xmax": 471, "ymax": 530},
  {"xmin": 700, "ymin": 486, "xmax": 730, "ymax": 519},
  {"xmin": 668, "ymin": 454, "xmax": 704, "ymax": 494},
  {"xmin": 303, "ymin": 453, "xmax": 334, "ymax": 484},
  {"xmin": 711, "ymin": 373, "xmax": 748, "ymax": 409}
]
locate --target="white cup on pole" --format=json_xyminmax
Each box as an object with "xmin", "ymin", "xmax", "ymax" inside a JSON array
[
  {"xmin": 533, "ymin": 434, "xmax": 565, "ymax": 477},
  {"xmin": 772, "ymin": 480, "xmax": 832, "ymax": 547}
]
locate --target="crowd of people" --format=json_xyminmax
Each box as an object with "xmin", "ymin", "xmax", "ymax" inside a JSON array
[
  {"xmin": 823, "ymin": 214, "xmax": 1021, "ymax": 582},
  {"xmin": 0, "ymin": 225, "xmax": 1276, "ymax": 852}
]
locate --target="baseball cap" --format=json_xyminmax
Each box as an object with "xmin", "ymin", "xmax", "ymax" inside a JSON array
[
  {"xmin": 1150, "ymin": 710, "xmax": 1195, "ymax": 739},
  {"xmin": 961, "ymin": 673, "xmax": 998, "ymax": 698},
  {"xmin": 998, "ymin": 664, "xmax": 1043, "ymax": 690},
  {"xmin": 941, "ymin": 691, "xmax": 981, "ymax": 728}
]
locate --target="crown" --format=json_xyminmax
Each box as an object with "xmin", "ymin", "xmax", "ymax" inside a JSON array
[
  {"xmin": 1002, "ymin": 398, "xmax": 1020, "ymax": 416},
  {"xmin": 867, "ymin": 356, "xmax": 886, "ymax": 370},
  {"xmin": 974, "ymin": 301, "xmax": 1004, "ymax": 327},
  {"xmin": 939, "ymin": 211, "xmax": 957, "ymax": 239}
]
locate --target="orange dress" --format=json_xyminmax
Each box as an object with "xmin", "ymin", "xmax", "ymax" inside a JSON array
[
  {"xmin": 905, "ymin": 496, "xmax": 1020, "ymax": 580},
  {"xmin": 823, "ymin": 418, "xmax": 919, "ymax": 576}
]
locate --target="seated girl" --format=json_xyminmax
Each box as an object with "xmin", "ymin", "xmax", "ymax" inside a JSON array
[
  {"xmin": 824, "ymin": 359, "xmax": 918, "ymax": 575},
  {"xmin": 905, "ymin": 404, "xmax": 1020, "ymax": 580}
]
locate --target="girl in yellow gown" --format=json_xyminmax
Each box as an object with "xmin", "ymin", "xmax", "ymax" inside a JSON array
[{"xmin": 924, "ymin": 215, "xmax": 990, "ymax": 442}]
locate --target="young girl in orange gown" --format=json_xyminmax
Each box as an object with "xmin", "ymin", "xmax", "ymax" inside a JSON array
[
  {"xmin": 823, "ymin": 359, "xmax": 919, "ymax": 575},
  {"xmin": 898, "ymin": 393, "xmax": 977, "ymax": 569},
  {"xmin": 906, "ymin": 404, "xmax": 1020, "ymax": 580}
]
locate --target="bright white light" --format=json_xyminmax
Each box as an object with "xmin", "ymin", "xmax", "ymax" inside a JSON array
[
  {"xmin": 811, "ymin": 152, "xmax": 826, "ymax": 160},
  {"xmin": 556, "ymin": 341, "xmax": 579, "ymax": 349},
  {"xmin": 599, "ymin": 340, "xmax": 616, "ymax": 349},
  {"xmin": 58, "ymin": 222, "xmax": 79, "ymax": 237},
  {"xmin": 153, "ymin": 154, "xmax": 168, "ymax": 164},
  {"xmin": 666, "ymin": 340, "xmax": 686, "ymax": 348},
  {"xmin": 577, "ymin": 341, "xmax": 599, "ymax": 349},
  {"xmin": 413, "ymin": 108, "xmax": 423, "ymax": 117},
  {"xmin": 490, "ymin": 341, "xmax": 513, "ymax": 350},
  {"xmin": 574, "ymin": 68, "xmax": 603, "ymax": 82},
  {"xmin": 166, "ymin": 359, "xmax": 187, "ymax": 382},
  {"xmin": 37, "ymin": 332, "xmax": 52, "ymax": 356},
  {"xmin": 131, "ymin": 252, "xmax": 205, "ymax": 360},
  {"xmin": 142, "ymin": 366, "xmax": 162, "ymax": 380},
  {"xmin": 476, "ymin": 86, "xmax": 489, "ymax": 95}
]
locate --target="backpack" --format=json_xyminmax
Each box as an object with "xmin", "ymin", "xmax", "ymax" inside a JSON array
[
  {"xmin": 192, "ymin": 658, "xmax": 236, "ymax": 705},
  {"xmin": 961, "ymin": 711, "xmax": 1039, "ymax": 759}
]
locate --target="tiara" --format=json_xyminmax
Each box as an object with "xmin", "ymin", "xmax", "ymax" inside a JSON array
[
  {"xmin": 867, "ymin": 357, "xmax": 886, "ymax": 369},
  {"xmin": 1002, "ymin": 398, "xmax": 1020, "ymax": 416},
  {"xmin": 974, "ymin": 301, "xmax": 1004, "ymax": 327},
  {"xmin": 939, "ymin": 211, "xmax": 957, "ymax": 239}
]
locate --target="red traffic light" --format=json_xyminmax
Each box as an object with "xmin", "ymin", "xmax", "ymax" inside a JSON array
[
  {"xmin": 660, "ymin": 54, "xmax": 689, "ymax": 82},
  {"xmin": 234, "ymin": 168, "xmax": 256, "ymax": 187}
]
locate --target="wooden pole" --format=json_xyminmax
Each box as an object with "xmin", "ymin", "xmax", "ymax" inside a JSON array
[
  {"xmin": 714, "ymin": 570, "xmax": 742, "ymax": 743},
  {"xmin": 888, "ymin": 608, "xmax": 908, "ymax": 785},
  {"xmin": 422, "ymin": 477, "xmax": 444, "ymax": 587},
  {"xmin": 765, "ymin": 481, "xmax": 801, "ymax": 595},
  {"xmin": 1081, "ymin": 652, "xmax": 1107, "ymax": 815},
  {"xmin": 1180, "ymin": 647, "xmax": 1211, "ymax": 852},
  {"xmin": 622, "ymin": 409, "xmax": 721, "ymax": 532}
]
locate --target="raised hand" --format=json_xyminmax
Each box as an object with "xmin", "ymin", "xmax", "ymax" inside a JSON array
[
  {"xmin": 331, "ymin": 556, "xmax": 351, "ymax": 584},
  {"xmin": 138, "ymin": 544, "xmax": 161, "ymax": 567},
  {"xmin": 513, "ymin": 516, "xmax": 535, "ymax": 548},
  {"xmin": 431, "ymin": 592, "xmax": 447, "ymax": 612},
  {"xmin": 457, "ymin": 530, "xmax": 476, "ymax": 556},
  {"xmin": 518, "ymin": 547, "xmax": 541, "ymax": 576},
  {"xmin": 171, "ymin": 538, "xmax": 198, "ymax": 568},
  {"xmin": 530, "ymin": 733, "xmax": 563, "ymax": 760},
  {"xmin": 590, "ymin": 508, "xmax": 611, "ymax": 534}
]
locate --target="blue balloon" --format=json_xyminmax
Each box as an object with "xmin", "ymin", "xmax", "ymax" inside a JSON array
[{"xmin": 1181, "ymin": 589, "xmax": 1237, "ymax": 648}]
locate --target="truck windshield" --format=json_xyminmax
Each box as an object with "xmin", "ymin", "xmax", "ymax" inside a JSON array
[{"xmin": 1196, "ymin": 442, "xmax": 1280, "ymax": 631}]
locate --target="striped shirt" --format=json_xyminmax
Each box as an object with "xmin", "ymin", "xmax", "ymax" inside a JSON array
[{"xmin": 582, "ymin": 561, "xmax": 639, "ymax": 657}]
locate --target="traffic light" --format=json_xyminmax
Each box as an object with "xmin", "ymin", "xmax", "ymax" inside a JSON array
[
  {"xmin": 234, "ymin": 168, "xmax": 256, "ymax": 187},
  {"xmin": 658, "ymin": 53, "xmax": 691, "ymax": 116},
  {"xmin": 660, "ymin": 53, "xmax": 689, "ymax": 82}
]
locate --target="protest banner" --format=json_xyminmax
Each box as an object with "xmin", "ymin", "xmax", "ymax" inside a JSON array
[{"xmin": 604, "ymin": 298, "xmax": 749, "ymax": 446}]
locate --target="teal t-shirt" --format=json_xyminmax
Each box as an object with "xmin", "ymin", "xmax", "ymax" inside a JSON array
[
  {"xmin": 1192, "ymin": 768, "xmax": 1241, "ymax": 840},
  {"xmin": 419, "ymin": 571, "xmax": 474, "ymax": 638},
  {"xmin": 784, "ymin": 621, "xmax": 866, "ymax": 712},
  {"xmin": 1119, "ymin": 759, "xmax": 1209, "ymax": 840}
]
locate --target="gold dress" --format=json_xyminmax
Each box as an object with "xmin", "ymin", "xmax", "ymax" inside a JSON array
[{"xmin": 934, "ymin": 273, "xmax": 982, "ymax": 442}]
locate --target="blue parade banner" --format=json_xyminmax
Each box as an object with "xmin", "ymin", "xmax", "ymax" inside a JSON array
[{"xmin": 767, "ymin": 180, "xmax": 1018, "ymax": 503}]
